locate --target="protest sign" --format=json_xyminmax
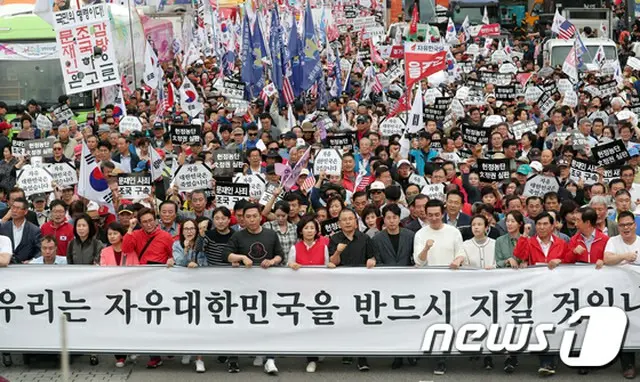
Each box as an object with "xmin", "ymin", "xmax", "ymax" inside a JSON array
[
  {"xmin": 11, "ymin": 139, "xmax": 26, "ymax": 157},
  {"xmin": 321, "ymin": 217, "xmax": 341, "ymax": 236},
  {"xmin": 314, "ymin": 149, "xmax": 342, "ymax": 176},
  {"xmin": 569, "ymin": 158, "xmax": 599, "ymax": 185},
  {"xmin": 324, "ymin": 132, "xmax": 356, "ymax": 152},
  {"xmin": 379, "ymin": 117, "xmax": 404, "ymax": 137},
  {"xmin": 563, "ymin": 91, "xmax": 578, "ymax": 107},
  {"xmin": 118, "ymin": 173, "xmax": 152, "ymax": 200},
  {"xmin": 53, "ymin": 5, "xmax": 119, "ymax": 94},
  {"xmin": 17, "ymin": 166, "xmax": 53, "ymax": 197},
  {"xmin": 36, "ymin": 114, "xmax": 53, "ymax": 131},
  {"xmin": 524, "ymin": 86, "xmax": 543, "ymax": 103},
  {"xmin": 170, "ymin": 125, "xmax": 202, "ymax": 145},
  {"xmin": 589, "ymin": 110, "xmax": 609, "ymax": 123},
  {"xmin": 212, "ymin": 149, "xmax": 244, "ymax": 178},
  {"xmin": 483, "ymin": 115, "xmax": 505, "ymax": 128},
  {"xmin": 557, "ymin": 79, "xmax": 572, "ymax": 95},
  {"xmin": 421, "ymin": 183, "xmax": 445, "ymax": 201},
  {"xmin": 603, "ymin": 167, "xmax": 621, "ymax": 183},
  {"xmin": 259, "ymin": 183, "xmax": 286, "ymax": 206},
  {"xmin": 523, "ymin": 175, "xmax": 560, "ymax": 197},
  {"xmin": 52, "ymin": 104, "xmax": 75, "ymax": 123},
  {"xmin": 461, "ymin": 124, "xmax": 490, "ymax": 146},
  {"xmin": 592, "ymin": 139, "xmax": 630, "ymax": 167},
  {"xmin": 118, "ymin": 116, "xmax": 142, "ymax": 134},
  {"xmin": 215, "ymin": 182, "xmax": 250, "ymax": 210},
  {"xmin": 510, "ymin": 120, "xmax": 538, "ymax": 140},
  {"xmin": 404, "ymin": 43, "xmax": 447, "ymax": 89},
  {"xmin": 408, "ymin": 173, "xmax": 428, "ymax": 189},
  {"xmin": 234, "ymin": 173, "xmax": 267, "ymax": 199},
  {"xmin": 221, "ymin": 80, "xmax": 246, "ymax": 100},
  {"xmin": 477, "ymin": 159, "xmax": 511, "ymax": 182},
  {"xmin": 25, "ymin": 139, "xmax": 54, "ymax": 158},
  {"xmin": 537, "ymin": 92, "xmax": 556, "ymax": 117},
  {"xmin": 479, "ymin": 72, "xmax": 513, "ymax": 86},
  {"xmin": 173, "ymin": 164, "xmax": 213, "ymax": 192},
  {"xmin": 598, "ymin": 80, "xmax": 618, "ymax": 99},
  {"xmin": 46, "ymin": 162, "xmax": 77, "ymax": 187},
  {"xmin": 495, "ymin": 85, "xmax": 516, "ymax": 101}
]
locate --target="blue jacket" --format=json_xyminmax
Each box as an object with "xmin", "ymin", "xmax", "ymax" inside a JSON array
[{"xmin": 409, "ymin": 148, "xmax": 438, "ymax": 176}]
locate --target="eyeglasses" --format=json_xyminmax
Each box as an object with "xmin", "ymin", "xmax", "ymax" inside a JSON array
[
  {"xmin": 182, "ymin": 227, "xmax": 196, "ymax": 232},
  {"xmin": 248, "ymin": 133, "xmax": 258, "ymax": 137},
  {"xmin": 53, "ymin": 147, "xmax": 63, "ymax": 151},
  {"xmin": 620, "ymin": 222, "xmax": 636, "ymax": 228}
]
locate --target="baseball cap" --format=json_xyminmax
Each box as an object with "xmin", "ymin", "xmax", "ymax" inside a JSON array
[
  {"xmin": 232, "ymin": 127, "xmax": 244, "ymax": 135},
  {"xmin": 0, "ymin": 122, "xmax": 10, "ymax": 131},
  {"xmin": 516, "ymin": 164, "xmax": 532, "ymax": 176},
  {"xmin": 283, "ymin": 131, "xmax": 297, "ymax": 140},
  {"xmin": 118, "ymin": 205, "xmax": 133, "ymax": 215},
  {"xmin": 97, "ymin": 124, "xmax": 111, "ymax": 133},
  {"xmin": 629, "ymin": 146, "xmax": 640, "ymax": 157},
  {"xmin": 530, "ymin": 161, "xmax": 543, "ymax": 172},
  {"xmin": 153, "ymin": 122, "xmax": 164, "ymax": 129},
  {"xmin": 266, "ymin": 164, "xmax": 276, "ymax": 174},
  {"xmin": 397, "ymin": 159, "xmax": 412, "ymax": 168},
  {"xmin": 369, "ymin": 181, "xmax": 385, "ymax": 191},
  {"xmin": 300, "ymin": 168, "xmax": 310, "ymax": 176},
  {"xmin": 192, "ymin": 118, "xmax": 202, "ymax": 126},
  {"xmin": 173, "ymin": 115, "xmax": 184, "ymax": 123},
  {"xmin": 301, "ymin": 121, "xmax": 314, "ymax": 132},
  {"xmin": 31, "ymin": 193, "xmax": 47, "ymax": 203},
  {"xmin": 557, "ymin": 159, "xmax": 569, "ymax": 167}
]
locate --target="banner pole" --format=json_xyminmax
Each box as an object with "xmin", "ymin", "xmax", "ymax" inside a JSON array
[{"xmin": 60, "ymin": 314, "xmax": 70, "ymax": 382}]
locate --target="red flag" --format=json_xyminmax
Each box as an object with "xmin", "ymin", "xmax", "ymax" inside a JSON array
[
  {"xmin": 409, "ymin": 3, "xmax": 418, "ymax": 35},
  {"xmin": 404, "ymin": 46, "xmax": 447, "ymax": 89},
  {"xmin": 121, "ymin": 75, "xmax": 132, "ymax": 96},
  {"xmin": 388, "ymin": 91, "xmax": 410, "ymax": 118},
  {"xmin": 344, "ymin": 33, "xmax": 353, "ymax": 55},
  {"xmin": 369, "ymin": 39, "xmax": 384, "ymax": 65}
]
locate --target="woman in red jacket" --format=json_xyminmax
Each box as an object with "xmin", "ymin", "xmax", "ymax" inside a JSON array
[
  {"xmin": 288, "ymin": 215, "xmax": 335, "ymax": 373},
  {"xmin": 100, "ymin": 222, "xmax": 139, "ymax": 267},
  {"xmin": 513, "ymin": 211, "xmax": 569, "ymax": 269}
]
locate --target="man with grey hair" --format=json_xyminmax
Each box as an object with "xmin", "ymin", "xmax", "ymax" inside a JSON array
[
  {"xmin": 576, "ymin": 117, "xmax": 598, "ymax": 147},
  {"xmin": 590, "ymin": 195, "xmax": 619, "ymax": 236},
  {"xmin": 57, "ymin": 124, "xmax": 77, "ymax": 160}
]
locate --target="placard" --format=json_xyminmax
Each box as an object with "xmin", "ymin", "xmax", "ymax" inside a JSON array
[
  {"xmin": 379, "ymin": 117, "xmax": 404, "ymax": 137},
  {"xmin": 16, "ymin": 166, "xmax": 54, "ymax": 197},
  {"xmin": 421, "ymin": 183, "xmax": 445, "ymax": 201},
  {"xmin": 212, "ymin": 149, "xmax": 244, "ymax": 178},
  {"xmin": 524, "ymin": 86, "xmax": 543, "ymax": 103},
  {"xmin": 25, "ymin": 139, "xmax": 54, "ymax": 158},
  {"xmin": 46, "ymin": 162, "xmax": 77, "ymax": 187},
  {"xmin": 523, "ymin": 175, "xmax": 560, "ymax": 197},
  {"xmin": 259, "ymin": 182, "xmax": 286, "ymax": 206},
  {"xmin": 537, "ymin": 92, "xmax": 556, "ymax": 117},
  {"xmin": 477, "ymin": 158, "xmax": 511, "ymax": 182},
  {"xmin": 461, "ymin": 124, "xmax": 490, "ymax": 146},
  {"xmin": 589, "ymin": 110, "xmax": 609, "ymax": 123},
  {"xmin": 563, "ymin": 91, "xmax": 578, "ymax": 107},
  {"xmin": 321, "ymin": 217, "xmax": 341, "ymax": 236},
  {"xmin": 233, "ymin": 173, "xmax": 267, "ymax": 199},
  {"xmin": 557, "ymin": 79, "xmax": 573, "ymax": 95},
  {"xmin": 173, "ymin": 164, "xmax": 213, "ymax": 192},
  {"xmin": 591, "ymin": 139, "xmax": 631, "ymax": 167},
  {"xmin": 324, "ymin": 132, "xmax": 356, "ymax": 152},
  {"xmin": 479, "ymin": 72, "xmax": 512, "ymax": 86},
  {"xmin": 11, "ymin": 139, "xmax": 26, "ymax": 157},
  {"xmin": 118, "ymin": 173, "xmax": 152, "ymax": 200},
  {"xmin": 221, "ymin": 80, "xmax": 246, "ymax": 100},
  {"xmin": 603, "ymin": 167, "xmax": 621, "ymax": 183},
  {"xmin": 36, "ymin": 114, "xmax": 53, "ymax": 131},
  {"xmin": 119, "ymin": 116, "xmax": 143, "ymax": 134},
  {"xmin": 54, "ymin": 5, "xmax": 119, "ymax": 95},
  {"xmin": 214, "ymin": 181, "xmax": 250, "ymax": 210},
  {"xmin": 495, "ymin": 85, "xmax": 515, "ymax": 101},
  {"xmin": 598, "ymin": 80, "xmax": 618, "ymax": 99},
  {"xmin": 170, "ymin": 124, "xmax": 202, "ymax": 145},
  {"xmin": 52, "ymin": 105, "xmax": 75, "ymax": 123},
  {"xmin": 569, "ymin": 158, "xmax": 599, "ymax": 185},
  {"xmin": 510, "ymin": 120, "xmax": 537, "ymax": 140},
  {"xmin": 314, "ymin": 149, "xmax": 342, "ymax": 176}
]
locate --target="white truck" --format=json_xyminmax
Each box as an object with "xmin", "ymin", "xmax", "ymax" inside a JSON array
[{"xmin": 543, "ymin": 38, "xmax": 618, "ymax": 68}]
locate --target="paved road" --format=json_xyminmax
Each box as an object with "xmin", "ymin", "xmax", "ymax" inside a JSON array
[{"xmin": 0, "ymin": 354, "xmax": 632, "ymax": 382}]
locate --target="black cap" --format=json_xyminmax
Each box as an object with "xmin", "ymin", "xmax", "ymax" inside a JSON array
[
  {"xmin": 283, "ymin": 131, "xmax": 297, "ymax": 140},
  {"xmin": 173, "ymin": 115, "xmax": 184, "ymax": 122},
  {"xmin": 118, "ymin": 204, "xmax": 133, "ymax": 214},
  {"xmin": 131, "ymin": 131, "xmax": 144, "ymax": 139},
  {"xmin": 266, "ymin": 164, "xmax": 276, "ymax": 174},
  {"xmin": 153, "ymin": 122, "xmax": 164, "ymax": 129}
]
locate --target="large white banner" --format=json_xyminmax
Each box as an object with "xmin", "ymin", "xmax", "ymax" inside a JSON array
[{"xmin": 1, "ymin": 266, "xmax": 640, "ymax": 354}]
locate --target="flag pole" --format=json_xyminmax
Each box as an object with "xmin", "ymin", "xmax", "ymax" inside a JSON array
[{"xmin": 127, "ymin": 0, "xmax": 139, "ymax": 87}]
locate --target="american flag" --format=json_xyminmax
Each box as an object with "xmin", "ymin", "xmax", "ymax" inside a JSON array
[
  {"xmin": 558, "ymin": 20, "xmax": 576, "ymax": 40},
  {"xmin": 259, "ymin": 87, "xmax": 269, "ymax": 105},
  {"xmin": 372, "ymin": 75, "xmax": 383, "ymax": 94},
  {"xmin": 282, "ymin": 77, "xmax": 295, "ymax": 105},
  {"xmin": 156, "ymin": 85, "xmax": 169, "ymax": 119},
  {"xmin": 302, "ymin": 171, "xmax": 316, "ymax": 191}
]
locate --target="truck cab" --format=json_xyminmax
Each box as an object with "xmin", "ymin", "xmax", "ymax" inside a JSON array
[
  {"xmin": 449, "ymin": 0, "xmax": 499, "ymax": 27},
  {"xmin": 543, "ymin": 38, "xmax": 617, "ymax": 68}
]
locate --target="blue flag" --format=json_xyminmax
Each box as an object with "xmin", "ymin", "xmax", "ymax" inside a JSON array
[
  {"xmin": 317, "ymin": 78, "xmax": 328, "ymax": 109},
  {"xmin": 334, "ymin": 46, "xmax": 342, "ymax": 96},
  {"xmin": 241, "ymin": 12, "xmax": 254, "ymax": 98},
  {"xmin": 250, "ymin": 14, "xmax": 267, "ymax": 98},
  {"xmin": 269, "ymin": 8, "xmax": 284, "ymax": 90},
  {"xmin": 288, "ymin": 14, "xmax": 303, "ymax": 97},
  {"xmin": 301, "ymin": 1, "xmax": 321, "ymax": 92}
]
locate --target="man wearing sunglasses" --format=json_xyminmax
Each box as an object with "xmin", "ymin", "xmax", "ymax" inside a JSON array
[{"xmin": 244, "ymin": 123, "xmax": 260, "ymax": 150}]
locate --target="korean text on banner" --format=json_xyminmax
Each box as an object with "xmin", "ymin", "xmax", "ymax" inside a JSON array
[
  {"xmin": 53, "ymin": 5, "xmax": 120, "ymax": 95},
  {"xmin": 404, "ymin": 43, "xmax": 447, "ymax": 89},
  {"xmin": 3, "ymin": 266, "xmax": 640, "ymax": 354}
]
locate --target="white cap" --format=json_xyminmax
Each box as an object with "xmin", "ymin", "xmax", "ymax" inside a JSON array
[
  {"xmin": 397, "ymin": 159, "xmax": 412, "ymax": 168},
  {"xmin": 195, "ymin": 59, "xmax": 204, "ymax": 65},
  {"xmin": 191, "ymin": 118, "xmax": 202, "ymax": 126},
  {"xmin": 87, "ymin": 201, "xmax": 99, "ymax": 212},
  {"xmin": 530, "ymin": 161, "xmax": 543, "ymax": 172},
  {"xmin": 300, "ymin": 169, "xmax": 310, "ymax": 176},
  {"xmin": 369, "ymin": 181, "xmax": 386, "ymax": 191}
]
